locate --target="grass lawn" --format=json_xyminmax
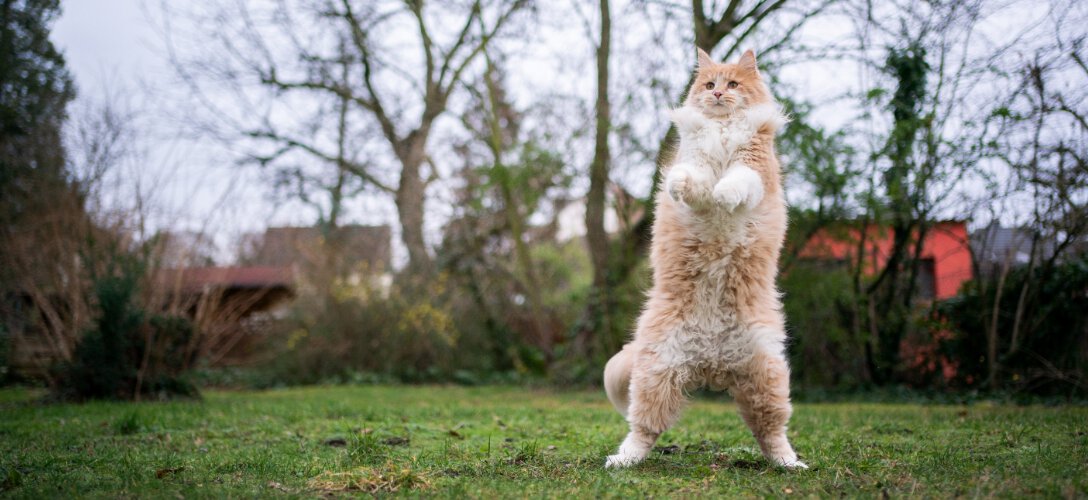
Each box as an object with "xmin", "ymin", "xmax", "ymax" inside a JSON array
[{"xmin": 1, "ymin": 385, "xmax": 1085, "ymax": 498}]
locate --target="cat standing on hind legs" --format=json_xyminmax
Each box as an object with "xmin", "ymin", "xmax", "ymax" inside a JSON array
[{"xmin": 603, "ymin": 48, "xmax": 806, "ymax": 469}]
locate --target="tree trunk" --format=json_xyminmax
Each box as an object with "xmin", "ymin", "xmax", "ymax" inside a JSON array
[
  {"xmin": 986, "ymin": 254, "xmax": 1012, "ymax": 388},
  {"xmin": 586, "ymin": 12, "xmax": 733, "ymax": 305},
  {"xmin": 396, "ymin": 139, "xmax": 431, "ymax": 272},
  {"xmin": 583, "ymin": 0, "xmax": 612, "ymax": 353}
]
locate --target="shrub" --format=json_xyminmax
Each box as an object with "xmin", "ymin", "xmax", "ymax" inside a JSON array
[
  {"xmin": 781, "ymin": 262, "xmax": 868, "ymax": 388},
  {"xmin": 262, "ymin": 267, "xmax": 471, "ymax": 384},
  {"xmin": 939, "ymin": 253, "xmax": 1088, "ymax": 396},
  {"xmin": 0, "ymin": 323, "xmax": 10, "ymax": 384},
  {"xmin": 53, "ymin": 258, "xmax": 197, "ymax": 401},
  {"xmin": 259, "ymin": 240, "xmax": 600, "ymax": 386}
]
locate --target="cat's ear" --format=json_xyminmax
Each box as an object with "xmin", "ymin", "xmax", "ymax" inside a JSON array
[
  {"xmin": 738, "ymin": 49, "xmax": 758, "ymax": 72},
  {"xmin": 696, "ymin": 47, "xmax": 714, "ymax": 69}
]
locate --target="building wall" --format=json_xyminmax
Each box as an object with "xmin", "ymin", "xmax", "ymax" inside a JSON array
[
  {"xmin": 798, "ymin": 221, "xmax": 973, "ymax": 300},
  {"xmin": 926, "ymin": 223, "xmax": 973, "ymax": 299}
]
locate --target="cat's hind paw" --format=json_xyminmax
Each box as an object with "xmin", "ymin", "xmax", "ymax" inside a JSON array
[
  {"xmin": 776, "ymin": 457, "xmax": 809, "ymax": 470},
  {"xmin": 605, "ymin": 444, "xmax": 649, "ymax": 469},
  {"xmin": 605, "ymin": 434, "xmax": 652, "ymax": 469},
  {"xmin": 605, "ymin": 453, "xmax": 642, "ymax": 469}
]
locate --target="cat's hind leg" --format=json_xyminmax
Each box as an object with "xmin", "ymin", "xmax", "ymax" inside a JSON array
[
  {"xmin": 605, "ymin": 349, "xmax": 686, "ymax": 468},
  {"xmin": 730, "ymin": 338, "xmax": 807, "ymax": 469}
]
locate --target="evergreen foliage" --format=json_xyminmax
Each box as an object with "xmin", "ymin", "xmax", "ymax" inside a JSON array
[
  {"xmin": 55, "ymin": 257, "xmax": 198, "ymax": 401},
  {"xmin": 940, "ymin": 254, "xmax": 1088, "ymax": 396}
]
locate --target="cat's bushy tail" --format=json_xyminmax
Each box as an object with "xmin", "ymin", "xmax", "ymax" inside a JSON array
[{"xmin": 604, "ymin": 345, "xmax": 635, "ymax": 417}]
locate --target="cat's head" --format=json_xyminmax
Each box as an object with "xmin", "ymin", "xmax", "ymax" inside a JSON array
[{"xmin": 686, "ymin": 48, "xmax": 770, "ymax": 118}]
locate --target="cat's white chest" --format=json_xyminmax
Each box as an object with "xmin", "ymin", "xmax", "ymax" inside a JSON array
[{"xmin": 674, "ymin": 116, "xmax": 752, "ymax": 176}]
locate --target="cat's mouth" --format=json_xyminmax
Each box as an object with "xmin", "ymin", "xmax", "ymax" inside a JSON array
[{"xmin": 704, "ymin": 99, "xmax": 738, "ymax": 116}]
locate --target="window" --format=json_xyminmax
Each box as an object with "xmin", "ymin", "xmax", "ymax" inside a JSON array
[{"xmin": 916, "ymin": 258, "xmax": 936, "ymax": 300}]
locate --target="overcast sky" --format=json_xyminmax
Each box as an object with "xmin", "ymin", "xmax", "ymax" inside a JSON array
[
  {"xmin": 54, "ymin": 1, "xmax": 150, "ymax": 81},
  {"xmin": 53, "ymin": 1, "xmax": 310, "ymax": 262}
]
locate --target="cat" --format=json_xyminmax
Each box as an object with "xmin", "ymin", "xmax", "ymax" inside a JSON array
[{"xmin": 603, "ymin": 48, "xmax": 806, "ymax": 470}]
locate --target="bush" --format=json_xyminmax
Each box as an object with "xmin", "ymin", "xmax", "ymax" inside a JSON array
[
  {"xmin": 781, "ymin": 262, "xmax": 868, "ymax": 389},
  {"xmin": 256, "ymin": 240, "xmax": 604, "ymax": 386},
  {"xmin": 261, "ymin": 267, "xmax": 472, "ymax": 384},
  {"xmin": 939, "ymin": 253, "xmax": 1088, "ymax": 396},
  {"xmin": 53, "ymin": 258, "xmax": 197, "ymax": 401}
]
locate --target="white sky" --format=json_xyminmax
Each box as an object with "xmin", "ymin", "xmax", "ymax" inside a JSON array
[{"xmin": 54, "ymin": 1, "xmax": 312, "ymax": 262}]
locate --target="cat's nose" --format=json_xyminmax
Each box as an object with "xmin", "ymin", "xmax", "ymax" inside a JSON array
[{"xmin": 713, "ymin": 91, "xmax": 722, "ymax": 98}]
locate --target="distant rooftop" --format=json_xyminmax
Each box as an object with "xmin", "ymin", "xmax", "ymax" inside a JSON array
[
  {"xmin": 971, "ymin": 224, "xmax": 1055, "ymax": 267},
  {"xmin": 244, "ymin": 225, "xmax": 392, "ymax": 271},
  {"xmin": 157, "ymin": 266, "xmax": 294, "ymax": 292}
]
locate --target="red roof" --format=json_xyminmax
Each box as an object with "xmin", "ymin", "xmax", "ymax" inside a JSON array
[{"xmin": 157, "ymin": 266, "xmax": 294, "ymax": 292}]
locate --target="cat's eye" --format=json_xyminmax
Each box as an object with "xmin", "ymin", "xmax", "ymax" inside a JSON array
[
  {"xmin": 727, "ymin": 81, "xmax": 739, "ymax": 89},
  {"xmin": 705, "ymin": 82, "xmax": 715, "ymax": 90}
]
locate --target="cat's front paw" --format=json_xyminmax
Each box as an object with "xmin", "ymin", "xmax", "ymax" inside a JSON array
[
  {"xmin": 665, "ymin": 166, "xmax": 693, "ymax": 205},
  {"xmin": 712, "ymin": 165, "xmax": 764, "ymax": 212},
  {"xmin": 713, "ymin": 181, "xmax": 745, "ymax": 211},
  {"xmin": 713, "ymin": 179, "xmax": 763, "ymax": 212}
]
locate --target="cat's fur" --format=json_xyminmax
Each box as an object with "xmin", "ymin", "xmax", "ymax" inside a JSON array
[{"xmin": 603, "ymin": 48, "xmax": 805, "ymax": 469}]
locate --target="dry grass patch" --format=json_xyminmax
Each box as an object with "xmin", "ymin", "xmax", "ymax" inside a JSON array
[{"xmin": 308, "ymin": 462, "xmax": 431, "ymax": 493}]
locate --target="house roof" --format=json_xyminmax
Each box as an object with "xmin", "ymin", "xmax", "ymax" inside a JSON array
[
  {"xmin": 157, "ymin": 266, "xmax": 294, "ymax": 292},
  {"xmin": 798, "ymin": 220, "xmax": 970, "ymax": 260},
  {"xmin": 970, "ymin": 224, "xmax": 1052, "ymax": 266},
  {"xmin": 246, "ymin": 225, "xmax": 392, "ymax": 270}
]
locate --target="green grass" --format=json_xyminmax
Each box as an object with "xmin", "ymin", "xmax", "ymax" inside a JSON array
[{"xmin": 1, "ymin": 385, "xmax": 1085, "ymax": 498}]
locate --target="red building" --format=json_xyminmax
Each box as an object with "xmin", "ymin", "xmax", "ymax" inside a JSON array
[{"xmin": 797, "ymin": 220, "xmax": 973, "ymax": 300}]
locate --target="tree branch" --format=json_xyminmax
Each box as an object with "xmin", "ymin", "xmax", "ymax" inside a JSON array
[
  {"xmin": 245, "ymin": 129, "xmax": 394, "ymax": 193},
  {"xmin": 339, "ymin": 0, "xmax": 401, "ymax": 148},
  {"xmin": 443, "ymin": 1, "xmax": 525, "ymax": 100},
  {"xmin": 436, "ymin": 0, "xmax": 483, "ymax": 90},
  {"xmin": 405, "ymin": 0, "xmax": 437, "ymax": 100}
]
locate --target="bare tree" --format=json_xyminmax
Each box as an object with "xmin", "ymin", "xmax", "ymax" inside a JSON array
[
  {"xmin": 164, "ymin": 0, "xmax": 528, "ymax": 272},
  {"xmin": 978, "ymin": 5, "xmax": 1088, "ymax": 387}
]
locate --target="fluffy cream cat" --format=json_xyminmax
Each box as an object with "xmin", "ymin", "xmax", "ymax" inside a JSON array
[{"xmin": 603, "ymin": 48, "xmax": 805, "ymax": 469}]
